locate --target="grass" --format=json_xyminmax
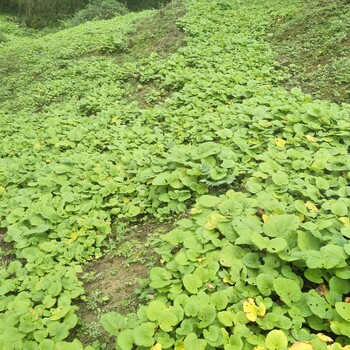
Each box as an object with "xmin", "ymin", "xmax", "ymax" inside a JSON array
[{"xmin": 270, "ymin": 0, "xmax": 350, "ymax": 103}]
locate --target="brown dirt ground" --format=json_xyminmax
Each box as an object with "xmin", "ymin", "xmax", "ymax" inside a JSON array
[{"xmin": 75, "ymin": 220, "xmax": 174, "ymax": 349}]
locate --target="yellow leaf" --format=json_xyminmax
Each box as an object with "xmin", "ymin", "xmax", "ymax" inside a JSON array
[
  {"xmin": 298, "ymin": 213, "xmax": 305, "ymax": 221},
  {"xmin": 204, "ymin": 213, "xmax": 227, "ymax": 230},
  {"xmin": 70, "ymin": 232, "xmax": 78, "ymax": 241},
  {"xmin": 0, "ymin": 186, "xmax": 6, "ymax": 195},
  {"xmin": 262, "ymin": 214, "xmax": 269, "ymax": 223},
  {"xmin": 275, "ymin": 138, "xmax": 286, "ymax": 148},
  {"xmin": 306, "ymin": 201, "xmax": 318, "ymax": 212},
  {"xmin": 306, "ymin": 135, "xmax": 317, "ymax": 142},
  {"xmin": 339, "ymin": 217, "xmax": 350, "ymax": 227},
  {"xmin": 254, "ymin": 346, "xmax": 266, "ymax": 350},
  {"xmin": 289, "ymin": 341, "xmax": 313, "ymax": 349},
  {"xmin": 317, "ymin": 333, "xmax": 333, "ymax": 343},
  {"xmin": 223, "ymin": 276, "xmax": 233, "ymax": 284},
  {"xmin": 174, "ymin": 343, "xmax": 185, "ymax": 350},
  {"xmin": 151, "ymin": 343, "xmax": 162, "ymax": 350},
  {"xmin": 190, "ymin": 207, "xmax": 202, "ymax": 215},
  {"xmin": 243, "ymin": 298, "xmax": 266, "ymax": 322}
]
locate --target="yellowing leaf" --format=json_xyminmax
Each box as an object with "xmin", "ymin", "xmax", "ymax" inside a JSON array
[
  {"xmin": 317, "ymin": 333, "xmax": 333, "ymax": 343},
  {"xmin": 190, "ymin": 207, "xmax": 202, "ymax": 215},
  {"xmin": 298, "ymin": 213, "xmax": 305, "ymax": 221},
  {"xmin": 339, "ymin": 217, "xmax": 350, "ymax": 227},
  {"xmin": 254, "ymin": 346, "xmax": 266, "ymax": 350},
  {"xmin": 243, "ymin": 298, "xmax": 266, "ymax": 322},
  {"xmin": 174, "ymin": 343, "xmax": 185, "ymax": 350},
  {"xmin": 70, "ymin": 232, "xmax": 78, "ymax": 241},
  {"xmin": 275, "ymin": 138, "xmax": 286, "ymax": 148},
  {"xmin": 223, "ymin": 276, "xmax": 233, "ymax": 284},
  {"xmin": 151, "ymin": 343, "xmax": 162, "ymax": 350},
  {"xmin": 262, "ymin": 214, "xmax": 269, "ymax": 223},
  {"xmin": 306, "ymin": 135, "xmax": 317, "ymax": 142},
  {"xmin": 306, "ymin": 201, "xmax": 318, "ymax": 213},
  {"xmin": 204, "ymin": 213, "xmax": 228, "ymax": 230},
  {"xmin": 0, "ymin": 186, "xmax": 6, "ymax": 195},
  {"xmin": 289, "ymin": 341, "xmax": 313, "ymax": 349},
  {"xmin": 123, "ymin": 197, "xmax": 130, "ymax": 204}
]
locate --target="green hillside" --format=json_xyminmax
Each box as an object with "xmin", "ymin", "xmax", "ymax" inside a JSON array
[{"xmin": 1, "ymin": 0, "xmax": 350, "ymax": 349}]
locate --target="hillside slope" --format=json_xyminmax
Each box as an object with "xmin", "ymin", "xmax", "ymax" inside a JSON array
[
  {"xmin": 1, "ymin": 0, "xmax": 350, "ymax": 349},
  {"xmin": 270, "ymin": 0, "xmax": 350, "ymax": 103}
]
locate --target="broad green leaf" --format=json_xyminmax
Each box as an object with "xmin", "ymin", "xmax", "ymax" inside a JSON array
[
  {"xmin": 133, "ymin": 323, "xmax": 155, "ymax": 347},
  {"xmin": 183, "ymin": 274, "xmax": 202, "ymax": 294},
  {"xmin": 335, "ymin": 302, "xmax": 350, "ymax": 322},
  {"xmin": 147, "ymin": 300, "xmax": 167, "ymax": 321},
  {"xmin": 263, "ymin": 215, "xmax": 300, "ymax": 238},
  {"xmin": 100, "ymin": 312, "xmax": 126, "ymax": 336},
  {"xmin": 265, "ymin": 330, "xmax": 288, "ymax": 350},
  {"xmin": 273, "ymin": 278, "xmax": 302, "ymax": 305},
  {"xmin": 315, "ymin": 178, "xmax": 329, "ymax": 190},
  {"xmin": 197, "ymin": 195, "xmax": 221, "ymax": 208},
  {"xmin": 117, "ymin": 329, "xmax": 134, "ymax": 350},
  {"xmin": 256, "ymin": 273, "xmax": 274, "ymax": 296},
  {"xmin": 158, "ymin": 310, "xmax": 179, "ymax": 332},
  {"xmin": 331, "ymin": 202, "xmax": 348, "ymax": 216},
  {"xmin": 218, "ymin": 310, "xmax": 235, "ymax": 326},
  {"xmin": 271, "ymin": 171, "xmax": 289, "ymax": 186},
  {"xmin": 197, "ymin": 305, "xmax": 216, "ymax": 328}
]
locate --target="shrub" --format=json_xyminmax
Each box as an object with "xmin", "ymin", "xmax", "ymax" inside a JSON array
[{"xmin": 69, "ymin": 0, "xmax": 128, "ymax": 26}]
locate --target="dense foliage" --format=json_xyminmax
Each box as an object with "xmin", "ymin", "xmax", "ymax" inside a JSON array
[
  {"xmin": 1, "ymin": 0, "xmax": 171, "ymax": 27},
  {"xmin": 1, "ymin": 0, "xmax": 350, "ymax": 349}
]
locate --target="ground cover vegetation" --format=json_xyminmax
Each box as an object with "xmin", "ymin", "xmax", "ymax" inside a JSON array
[
  {"xmin": 1, "ymin": 0, "xmax": 350, "ymax": 349},
  {"xmin": 270, "ymin": 0, "xmax": 350, "ymax": 103}
]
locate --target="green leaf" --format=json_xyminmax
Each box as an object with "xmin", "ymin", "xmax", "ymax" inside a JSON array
[
  {"xmin": 117, "ymin": 329, "xmax": 134, "ymax": 350},
  {"xmin": 263, "ymin": 215, "xmax": 300, "ymax": 238},
  {"xmin": 265, "ymin": 330, "xmax": 288, "ymax": 350},
  {"xmin": 271, "ymin": 171, "xmax": 289, "ymax": 186},
  {"xmin": 256, "ymin": 274, "xmax": 274, "ymax": 296},
  {"xmin": 184, "ymin": 301, "xmax": 199, "ymax": 317},
  {"xmin": 218, "ymin": 310, "xmax": 235, "ymax": 327},
  {"xmin": 133, "ymin": 323, "xmax": 155, "ymax": 347},
  {"xmin": 273, "ymin": 278, "xmax": 302, "ymax": 305},
  {"xmin": 152, "ymin": 172, "xmax": 170, "ymax": 186},
  {"xmin": 50, "ymin": 306, "xmax": 70, "ymax": 320},
  {"xmin": 197, "ymin": 305, "xmax": 216, "ymax": 328},
  {"xmin": 331, "ymin": 202, "xmax": 348, "ymax": 216},
  {"xmin": 183, "ymin": 274, "xmax": 202, "ymax": 294},
  {"xmin": 219, "ymin": 244, "xmax": 244, "ymax": 267},
  {"xmin": 184, "ymin": 333, "xmax": 207, "ymax": 350},
  {"xmin": 147, "ymin": 300, "xmax": 166, "ymax": 321},
  {"xmin": 218, "ymin": 199, "xmax": 243, "ymax": 216},
  {"xmin": 100, "ymin": 312, "xmax": 126, "ymax": 336},
  {"xmin": 335, "ymin": 302, "xmax": 350, "ymax": 322},
  {"xmin": 315, "ymin": 178, "xmax": 329, "ymax": 190},
  {"xmin": 267, "ymin": 237, "xmax": 287, "ymax": 253},
  {"xmin": 306, "ymin": 290, "xmax": 333, "ymax": 319},
  {"xmin": 158, "ymin": 309, "xmax": 179, "ymax": 332},
  {"xmin": 197, "ymin": 195, "xmax": 221, "ymax": 208}
]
